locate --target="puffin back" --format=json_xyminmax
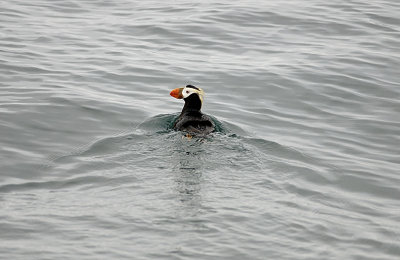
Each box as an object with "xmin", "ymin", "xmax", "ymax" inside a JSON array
[{"xmin": 174, "ymin": 112, "xmax": 215, "ymax": 135}]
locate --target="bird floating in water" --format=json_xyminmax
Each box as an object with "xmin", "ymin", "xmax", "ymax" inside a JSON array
[{"xmin": 170, "ymin": 85, "xmax": 215, "ymax": 135}]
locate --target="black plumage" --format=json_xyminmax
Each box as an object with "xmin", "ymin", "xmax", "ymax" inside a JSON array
[{"xmin": 172, "ymin": 86, "xmax": 215, "ymax": 135}]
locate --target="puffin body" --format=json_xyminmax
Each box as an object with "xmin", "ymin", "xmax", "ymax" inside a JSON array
[{"xmin": 170, "ymin": 85, "xmax": 215, "ymax": 135}]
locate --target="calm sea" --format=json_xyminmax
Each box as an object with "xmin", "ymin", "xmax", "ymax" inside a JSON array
[{"xmin": 1, "ymin": 0, "xmax": 400, "ymax": 259}]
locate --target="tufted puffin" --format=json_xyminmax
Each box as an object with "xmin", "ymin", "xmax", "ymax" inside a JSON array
[{"xmin": 170, "ymin": 85, "xmax": 215, "ymax": 135}]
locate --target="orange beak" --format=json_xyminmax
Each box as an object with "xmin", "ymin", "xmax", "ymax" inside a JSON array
[{"xmin": 170, "ymin": 88, "xmax": 184, "ymax": 99}]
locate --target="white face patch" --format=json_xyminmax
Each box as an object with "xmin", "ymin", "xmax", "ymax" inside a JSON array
[
  {"xmin": 181, "ymin": 87, "xmax": 197, "ymax": 99},
  {"xmin": 181, "ymin": 86, "xmax": 204, "ymax": 104}
]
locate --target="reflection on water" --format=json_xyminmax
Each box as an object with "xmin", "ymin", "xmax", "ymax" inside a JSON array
[{"xmin": 172, "ymin": 138, "xmax": 206, "ymax": 214}]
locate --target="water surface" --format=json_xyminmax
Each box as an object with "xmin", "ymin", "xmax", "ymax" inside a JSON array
[{"xmin": 1, "ymin": 0, "xmax": 400, "ymax": 259}]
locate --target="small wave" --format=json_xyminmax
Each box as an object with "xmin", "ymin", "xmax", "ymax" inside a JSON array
[
  {"xmin": 136, "ymin": 113, "xmax": 246, "ymax": 135},
  {"xmin": 0, "ymin": 176, "xmax": 111, "ymax": 193}
]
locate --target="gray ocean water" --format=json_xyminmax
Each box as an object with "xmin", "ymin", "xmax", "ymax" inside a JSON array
[{"xmin": 1, "ymin": 0, "xmax": 400, "ymax": 259}]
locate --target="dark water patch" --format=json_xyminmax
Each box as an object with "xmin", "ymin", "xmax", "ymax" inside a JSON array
[
  {"xmin": 42, "ymin": 114, "xmax": 273, "ymax": 188},
  {"xmin": 136, "ymin": 113, "xmax": 241, "ymax": 135},
  {"xmin": 136, "ymin": 113, "xmax": 177, "ymax": 133}
]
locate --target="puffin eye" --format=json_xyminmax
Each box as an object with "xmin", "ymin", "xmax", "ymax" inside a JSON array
[{"xmin": 186, "ymin": 91, "xmax": 189, "ymax": 94}]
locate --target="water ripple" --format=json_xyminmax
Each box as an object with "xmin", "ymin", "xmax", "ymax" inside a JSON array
[{"xmin": 1, "ymin": 0, "xmax": 400, "ymax": 259}]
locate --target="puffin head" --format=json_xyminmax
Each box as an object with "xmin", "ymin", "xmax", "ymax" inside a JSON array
[{"xmin": 170, "ymin": 85, "xmax": 204, "ymax": 104}]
